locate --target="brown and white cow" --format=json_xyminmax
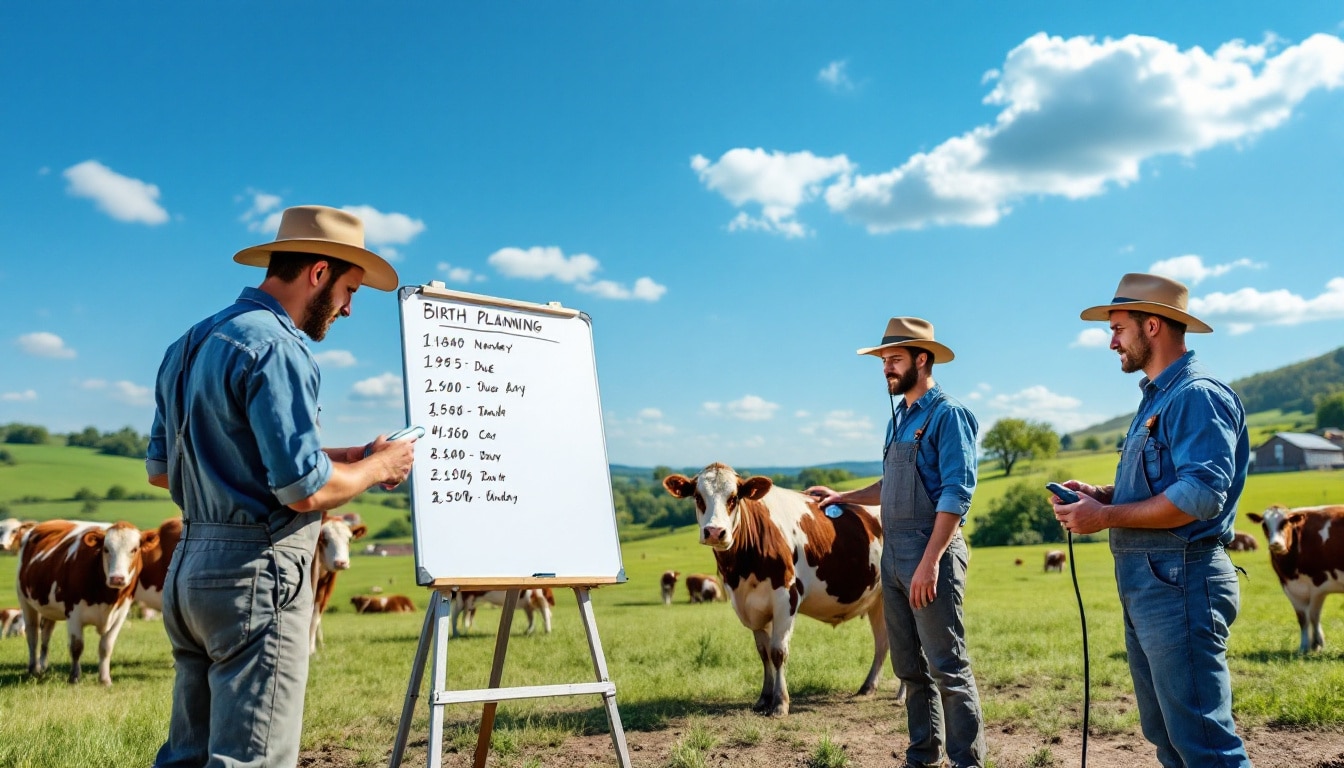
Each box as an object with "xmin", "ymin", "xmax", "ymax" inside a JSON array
[
  {"xmin": 133, "ymin": 517, "xmax": 183, "ymax": 615},
  {"xmin": 1226, "ymin": 531, "xmax": 1258, "ymax": 552},
  {"xmin": 1044, "ymin": 550, "xmax": 1066, "ymax": 573},
  {"xmin": 1, "ymin": 518, "xmax": 36, "ymax": 552},
  {"xmin": 310, "ymin": 515, "xmax": 368, "ymax": 652},
  {"xmin": 686, "ymin": 573, "xmax": 724, "ymax": 603},
  {"xmin": 663, "ymin": 463, "xmax": 900, "ymax": 716},
  {"xmin": 452, "ymin": 588, "xmax": 555, "ymax": 636},
  {"xmin": 660, "ymin": 570, "xmax": 680, "ymax": 605},
  {"xmin": 1, "ymin": 607, "xmax": 23, "ymax": 637},
  {"xmin": 16, "ymin": 520, "xmax": 157, "ymax": 684},
  {"xmin": 1248, "ymin": 505, "xmax": 1344, "ymax": 653},
  {"xmin": 350, "ymin": 594, "xmax": 417, "ymax": 613}
]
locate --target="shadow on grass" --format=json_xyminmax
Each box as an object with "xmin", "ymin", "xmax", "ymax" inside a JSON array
[{"xmin": 1239, "ymin": 648, "xmax": 1344, "ymax": 664}]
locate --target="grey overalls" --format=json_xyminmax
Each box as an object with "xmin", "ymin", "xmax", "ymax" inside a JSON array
[
  {"xmin": 879, "ymin": 393, "xmax": 986, "ymax": 768},
  {"xmin": 154, "ymin": 307, "xmax": 322, "ymax": 768}
]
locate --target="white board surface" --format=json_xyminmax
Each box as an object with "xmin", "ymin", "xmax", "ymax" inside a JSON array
[{"xmin": 397, "ymin": 285, "xmax": 624, "ymax": 586}]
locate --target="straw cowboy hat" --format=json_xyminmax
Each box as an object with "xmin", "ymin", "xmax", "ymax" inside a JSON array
[
  {"xmin": 856, "ymin": 317, "xmax": 955, "ymax": 363},
  {"xmin": 233, "ymin": 205, "xmax": 399, "ymax": 292},
  {"xmin": 1080, "ymin": 273, "xmax": 1212, "ymax": 333}
]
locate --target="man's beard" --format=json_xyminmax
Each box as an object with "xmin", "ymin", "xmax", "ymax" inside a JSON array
[
  {"xmin": 1118, "ymin": 332, "xmax": 1152, "ymax": 374},
  {"xmin": 887, "ymin": 365, "xmax": 919, "ymax": 396},
  {"xmin": 300, "ymin": 281, "xmax": 338, "ymax": 341}
]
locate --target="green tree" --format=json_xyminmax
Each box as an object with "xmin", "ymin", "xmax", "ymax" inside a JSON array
[
  {"xmin": 652, "ymin": 465, "xmax": 674, "ymax": 481},
  {"xmin": 373, "ymin": 516, "xmax": 413, "ymax": 539},
  {"xmin": 106, "ymin": 485, "xmax": 128, "ymax": 501},
  {"xmin": 969, "ymin": 481, "xmax": 1064, "ymax": 547},
  {"xmin": 3, "ymin": 423, "xmax": 49, "ymax": 444},
  {"xmin": 80, "ymin": 500, "xmax": 101, "ymax": 516},
  {"xmin": 1060, "ymin": 434, "xmax": 1073, "ymax": 451},
  {"xmin": 96, "ymin": 426, "xmax": 150, "ymax": 459},
  {"xmin": 73, "ymin": 487, "xmax": 100, "ymax": 501},
  {"xmin": 1317, "ymin": 391, "xmax": 1344, "ymax": 431},
  {"xmin": 68, "ymin": 426, "xmax": 102, "ymax": 448},
  {"xmin": 0, "ymin": 448, "xmax": 15, "ymax": 466},
  {"xmin": 982, "ymin": 419, "xmax": 1061, "ymax": 476},
  {"xmin": 1082, "ymin": 435, "xmax": 1102, "ymax": 452}
]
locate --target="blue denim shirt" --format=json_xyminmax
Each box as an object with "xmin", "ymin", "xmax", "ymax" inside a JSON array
[
  {"xmin": 146, "ymin": 287, "xmax": 332, "ymax": 524},
  {"xmin": 884, "ymin": 385, "xmax": 979, "ymax": 518},
  {"xmin": 1116, "ymin": 350, "xmax": 1249, "ymax": 542}
]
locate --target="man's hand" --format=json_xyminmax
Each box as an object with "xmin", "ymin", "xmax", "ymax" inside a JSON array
[
  {"xmin": 1053, "ymin": 492, "xmax": 1110, "ymax": 536},
  {"xmin": 804, "ymin": 485, "xmax": 843, "ymax": 507},
  {"xmin": 910, "ymin": 558, "xmax": 939, "ymax": 609},
  {"xmin": 1062, "ymin": 479, "xmax": 1113, "ymax": 504},
  {"xmin": 366, "ymin": 435, "xmax": 416, "ymax": 490}
]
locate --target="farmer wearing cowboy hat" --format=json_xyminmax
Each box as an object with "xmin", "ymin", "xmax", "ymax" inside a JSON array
[
  {"xmin": 145, "ymin": 205, "xmax": 417, "ymax": 768},
  {"xmin": 1053, "ymin": 273, "xmax": 1251, "ymax": 768},
  {"xmin": 809, "ymin": 317, "xmax": 986, "ymax": 768}
]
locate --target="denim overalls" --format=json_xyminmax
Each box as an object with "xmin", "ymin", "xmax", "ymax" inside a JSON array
[
  {"xmin": 880, "ymin": 393, "xmax": 985, "ymax": 768},
  {"xmin": 1111, "ymin": 394, "xmax": 1250, "ymax": 768}
]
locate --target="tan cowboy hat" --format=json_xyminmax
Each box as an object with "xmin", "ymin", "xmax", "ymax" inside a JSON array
[
  {"xmin": 856, "ymin": 317, "xmax": 954, "ymax": 362},
  {"xmin": 1080, "ymin": 272, "xmax": 1212, "ymax": 333},
  {"xmin": 233, "ymin": 205, "xmax": 399, "ymax": 292}
]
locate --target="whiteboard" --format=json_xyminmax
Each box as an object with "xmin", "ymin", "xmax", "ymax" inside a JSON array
[{"xmin": 397, "ymin": 284, "xmax": 625, "ymax": 587}]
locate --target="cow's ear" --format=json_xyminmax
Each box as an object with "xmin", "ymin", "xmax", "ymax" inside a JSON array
[
  {"xmin": 82, "ymin": 529, "xmax": 103, "ymax": 548},
  {"xmin": 740, "ymin": 476, "xmax": 773, "ymax": 501},
  {"xmin": 140, "ymin": 530, "xmax": 160, "ymax": 551},
  {"xmin": 663, "ymin": 474, "xmax": 695, "ymax": 498},
  {"xmin": 1246, "ymin": 513, "xmax": 1263, "ymax": 523},
  {"xmin": 351, "ymin": 524, "xmax": 368, "ymax": 540}
]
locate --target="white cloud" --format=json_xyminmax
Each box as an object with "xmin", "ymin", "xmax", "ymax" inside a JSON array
[
  {"xmin": 1071, "ymin": 328, "xmax": 1112, "ymax": 348},
  {"xmin": 1148, "ymin": 254, "xmax": 1260, "ymax": 284},
  {"xmin": 987, "ymin": 385, "xmax": 1105, "ymax": 433},
  {"xmin": 109, "ymin": 381, "xmax": 152, "ymax": 407},
  {"xmin": 314, "ymin": 350, "xmax": 357, "ymax": 368},
  {"xmin": 799, "ymin": 409, "xmax": 878, "ymax": 443},
  {"xmin": 691, "ymin": 148, "xmax": 853, "ymax": 237},
  {"xmin": 794, "ymin": 409, "xmax": 811, "ymax": 418},
  {"xmin": 350, "ymin": 373, "xmax": 404, "ymax": 407},
  {"xmin": 63, "ymin": 160, "xmax": 169, "ymax": 225},
  {"xmin": 488, "ymin": 246, "xmax": 600, "ymax": 283},
  {"xmin": 575, "ymin": 276, "xmax": 667, "ymax": 302},
  {"xmin": 80, "ymin": 379, "xmax": 106, "ymax": 389},
  {"xmin": 1191, "ymin": 277, "xmax": 1344, "ymax": 332},
  {"xmin": 1, "ymin": 390, "xmax": 36, "ymax": 402},
  {"xmin": 638, "ymin": 408, "xmax": 663, "ymax": 420},
  {"xmin": 818, "ymin": 59, "xmax": 854, "ymax": 91},
  {"xmin": 702, "ymin": 394, "xmax": 780, "ymax": 421},
  {"xmin": 437, "ymin": 262, "xmax": 486, "ymax": 284},
  {"xmin": 240, "ymin": 189, "xmax": 283, "ymax": 231},
  {"xmin": 18, "ymin": 332, "xmax": 75, "ymax": 359},
  {"xmin": 341, "ymin": 205, "xmax": 426, "ymax": 248}
]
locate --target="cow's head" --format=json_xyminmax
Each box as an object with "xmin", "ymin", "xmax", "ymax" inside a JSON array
[
  {"xmin": 0, "ymin": 518, "xmax": 33, "ymax": 551},
  {"xmin": 82, "ymin": 521, "xmax": 146, "ymax": 589},
  {"xmin": 662, "ymin": 463, "xmax": 772, "ymax": 550},
  {"xmin": 1248, "ymin": 506, "xmax": 1295, "ymax": 556},
  {"xmin": 319, "ymin": 517, "xmax": 368, "ymax": 572}
]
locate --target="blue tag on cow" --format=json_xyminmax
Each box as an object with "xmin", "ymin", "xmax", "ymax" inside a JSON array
[{"xmin": 824, "ymin": 505, "xmax": 844, "ymax": 519}]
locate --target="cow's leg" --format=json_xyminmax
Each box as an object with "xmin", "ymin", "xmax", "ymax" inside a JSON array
[
  {"xmin": 539, "ymin": 597, "xmax": 552, "ymax": 634},
  {"xmin": 858, "ymin": 599, "xmax": 896, "ymax": 700},
  {"xmin": 1290, "ymin": 592, "xmax": 1312, "ymax": 653},
  {"xmin": 67, "ymin": 624, "xmax": 85, "ymax": 684},
  {"xmin": 522, "ymin": 602, "xmax": 536, "ymax": 635},
  {"xmin": 751, "ymin": 627, "xmax": 774, "ymax": 714},
  {"xmin": 1308, "ymin": 591, "xmax": 1328, "ymax": 652},
  {"xmin": 37, "ymin": 616, "xmax": 56, "ymax": 675},
  {"xmin": 96, "ymin": 609, "xmax": 131, "ymax": 685},
  {"xmin": 21, "ymin": 604, "xmax": 40, "ymax": 676},
  {"xmin": 766, "ymin": 594, "xmax": 797, "ymax": 717}
]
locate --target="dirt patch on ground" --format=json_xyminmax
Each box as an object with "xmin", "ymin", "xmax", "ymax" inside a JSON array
[{"xmin": 302, "ymin": 692, "xmax": 1344, "ymax": 767}]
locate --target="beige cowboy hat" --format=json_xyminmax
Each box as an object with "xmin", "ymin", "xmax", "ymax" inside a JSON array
[
  {"xmin": 233, "ymin": 205, "xmax": 399, "ymax": 292},
  {"xmin": 856, "ymin": 317, "xmax": 955, "ymax": 362},
  {"xmin": 1080, "ymin": 272, "xmax": 1212, "ymax": 333}
]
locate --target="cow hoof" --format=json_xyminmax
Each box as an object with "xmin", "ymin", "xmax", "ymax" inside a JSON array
[
  {"xmin": 854, "ymin": 683, "xmax": 877, "ymax": 697},
  {"xmin": 768, "ymin": 703, "xmax": 789, "ymax": 717},
  {"xmin": 751, "ymin": 698, "xmax": 771, "ymax": 714}
]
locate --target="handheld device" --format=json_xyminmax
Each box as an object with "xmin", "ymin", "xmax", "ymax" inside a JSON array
[
  {"xmin": 386, "ymin": 425, "xmax": 425, "ymax": 442},
  {"xmin": 1046, "ymin": 482, "xmax": 1080, "ymax": 504}
]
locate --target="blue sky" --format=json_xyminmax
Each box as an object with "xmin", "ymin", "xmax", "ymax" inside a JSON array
[{"xmin": 3, "ymin": 3, "xmax": 1343, "ymax": 469}]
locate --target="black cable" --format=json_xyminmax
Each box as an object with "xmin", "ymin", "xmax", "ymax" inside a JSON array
[{"xmin": 1067, "ymin": 531, "xmax": 1089, "ymax": 767}]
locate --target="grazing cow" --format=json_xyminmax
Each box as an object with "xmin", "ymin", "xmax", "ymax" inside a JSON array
[
  {"xmin": 1, "ymin": 518, "xmax": 36, "ymax": 552},
  {"xmin": 1014, "ymin": 558, "xmax": 1024, "ymax": 566},
  {"xmin": 452, "ymin": 588, "xmax": 555, "ymax": 636},
  {"xmin": 16, "ymin": 520, "xmax": 157, "ymax": 684},
  {"xmin": 1248, "ymin": 505, "xmax": 1344, "ymax": 653},
  {"xmin": 1044, "ymin": 550, "xmax": 1066, "ymax": 573},
  {"xmin": 660, "ymin": 570, "xmax": 680, "ymax": 605},
  {"xmin": 1226, "ymin": 531, "xmax": 1258, "ymax": 552},
  {"xmin": 1, "ymin": 607, "xmax": 22, "ymax": 637},
  {"xmin": 133, "ymin": 517, "xmax": 184, "ymax": 614},
  {"xmin": 350, "ymin": 594, "xmax": 416, "ymax": 613},
  {"xmin": 686, "ymin": 573, "xmax": 724, "ymax": 603},
  {"xmin": 309, "ymin": 515, "xmax": 368, "ymax": 652},
  {"xmin": 663, "ymin": 463, "xmax": 900, "ymax": 716}
]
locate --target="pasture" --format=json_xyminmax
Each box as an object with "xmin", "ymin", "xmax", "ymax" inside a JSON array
[{"xmin": 2, "ymin": 445, "xmax": 1344, "ymax": 766}]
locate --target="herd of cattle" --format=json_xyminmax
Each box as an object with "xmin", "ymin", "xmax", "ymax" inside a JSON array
[{"xmin": 3, "ymin": 475, "xmax": 1344, "ymax": 718}]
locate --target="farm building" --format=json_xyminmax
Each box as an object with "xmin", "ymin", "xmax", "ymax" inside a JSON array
[{"xmin": 1251, "ymin": 432, "xmax": 1344, "ymax": 473}]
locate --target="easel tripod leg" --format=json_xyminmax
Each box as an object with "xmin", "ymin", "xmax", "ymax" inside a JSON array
[
  {"xmin": 427, "ymin": 591, "xmax": 454, "ymax": 768},
  {"xmin": 389, "ymin": 591, "xmax": 442, "ymax": 768},
  {"xmin": 575, "ymin": 587, "xmax": 632, "ymax": 768},
  {"xmin": 473, "ymin": 589, "xmax": 520, "ymax": 768}
]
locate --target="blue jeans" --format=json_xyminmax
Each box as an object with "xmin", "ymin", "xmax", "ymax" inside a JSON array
[
  {"xmin": 882, "ymin": 530, "xmax": 985, "ymax": 768},
  {"xmin": 1113, "ymin": 538, "xmax": 1250, "ymax": 768},
  {"xmin": 154, "ymin": 516, "xmax": 319, "ymax": 768}
]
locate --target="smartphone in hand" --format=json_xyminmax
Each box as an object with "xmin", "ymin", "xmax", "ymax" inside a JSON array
[{"xmin": 1046, "ymin": 482, "xmax": 1080, "ymax": 504}]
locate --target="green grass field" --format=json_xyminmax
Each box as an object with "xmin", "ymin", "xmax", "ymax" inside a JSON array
[{"xmin": 2, "ymin": 446, "xmax": 1344, "ymax": 766}]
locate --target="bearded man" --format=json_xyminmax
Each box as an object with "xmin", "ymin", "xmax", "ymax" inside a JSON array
[
  {"xmin": 145, "ymin": 205, "xmax": 417, "ymax": 768},
  {"xmin": 1052, "ymin": 273, "xmax": 1251, "ymax": 768}
]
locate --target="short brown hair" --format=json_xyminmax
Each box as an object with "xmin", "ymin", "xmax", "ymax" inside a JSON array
[
  {"xmin": 1128, "ymin": 310, "xmax": 1187, "ymax": 337},
  {"xmin": 903, "ymin": 345, "xmax": 934, "ymax": 372},
  {"xmin": 265, "ymin": 251, "xmax": 357, "ymax": 283}
]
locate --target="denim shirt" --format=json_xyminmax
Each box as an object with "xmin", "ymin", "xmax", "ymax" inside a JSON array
[
  {"xmin": 883, "ymin": 385, "xmax": 979, "ymax": 518},
  {"xmin": 1116, "ymin": 350, "xmax": 1249, "ymax": 542},
  {"xmin": 146, "ymin": 287, "xmax": 332, "ymax": 523}
]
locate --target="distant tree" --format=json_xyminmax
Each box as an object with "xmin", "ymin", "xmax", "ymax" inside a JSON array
[
  {"xmin": 80, "ymin": 500, "xmax": 100, "ymax": 516},
  {"xmin": 3, "ymin": 424, "xmax": 49, "ymax": 445},
  {"xmin": 0, "ymin": 448, "xmax": 14, "ymax": 466},
  {"xmin": 1060, "ymin": 434, "xmax": 1074, "ymax": 451},
  {"xmin": 797, "ymin": 467, "xmax": 854, "ymax": 489},
  {"xmin": 96, "ymin": 426, "xmax": 149, "ymax": 459},
  {"xmin": 106, "ymin": 485, "xmax": 128, "ymax": 501},
  {"xmin": 373, "ymin": 515, "xmax": 413, "ymax": 539},
  {"xmin": 73, "ymin": 487, "xmax": 100, "ymax": 502},
  {"xmin": 1317, "ymin": 391, "xmax": 1344, "ymax": 431},
  {"xmin": 968, "ymin": 480, "xmax": 1097, "ymax": 547},
  {"xmin": 1082, "ymin": 436, "xmax": 1102, "ymax": 452},
  {"xmin": 652, "ymin": 465, "xmax": 674, "ymax": 481},
  {"xmin": 68, "ymin": 426, "xmax": 102, "ymax": 448},
  {"xmin": 982, "ymin": 419, "xmax": 1061, "ymax": 476}
]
